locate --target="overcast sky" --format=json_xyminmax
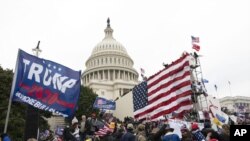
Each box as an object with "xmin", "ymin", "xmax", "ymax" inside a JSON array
[{"xmin": 1, "ymin": 0, "xmax": 249, "ymax": 98}]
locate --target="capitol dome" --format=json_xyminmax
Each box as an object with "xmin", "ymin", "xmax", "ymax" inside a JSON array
[{"xmin": 82, "ymin": 18, "xmax": 138, "ymax": 100}]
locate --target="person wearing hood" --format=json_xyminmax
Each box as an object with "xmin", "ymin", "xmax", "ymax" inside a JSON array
[
  {"xmin": 136, "ymin": 124, "xmax": 147, "ymax": 141},
  {"xmin": 79, "ymin": 115, "xmax": 87, "ymax": 141},
  {"xmin": 71, "ymin": 117, "xmax": 80, "ymax": 140}
]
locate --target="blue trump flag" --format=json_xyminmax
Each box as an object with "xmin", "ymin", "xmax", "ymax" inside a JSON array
[
  {"xmin": 93, "ymin": 97, "xmax": 116, "ymax": 110},
  {"xmin": 11, "ymin": 49, "xmax": 81, "ymax": 117}
]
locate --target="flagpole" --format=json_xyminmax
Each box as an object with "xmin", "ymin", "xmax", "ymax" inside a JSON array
[
  {"xmin": 24, "ymin": 41, "xmax": 41, "ymax": 140},
  {"xmin": 4, "ymin": 49, "xmax": 20, "ymax": 133}
]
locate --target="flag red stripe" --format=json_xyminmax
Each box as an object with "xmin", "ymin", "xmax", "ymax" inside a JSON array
[
  {"xmin": 148, "ymin": 70, "xmax": 191, "ymax": 98},
  {"xmin": 134, "ymin": 54, "xmax": 193, "ymax": 120},
  {"xmin": 148, "ymin": 61, "xmax": 190, "ymax": 94},
  {"xmin": 150, "ymin": 100, "xmax": 193, "ymax": 120},
  {"xmin": 192, "ymin": 44, "xmax": 200, "ymax": 51},
  {"xmin": 134, "ymin": 89, "xmax": 192, "ymax": 119},
  {"xmin": 149, "ymin": 80, "xmax": 191, "ymax": 104}
]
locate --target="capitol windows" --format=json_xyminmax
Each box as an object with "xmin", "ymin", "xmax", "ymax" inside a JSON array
[
  {"xmin": 106, "ymin": 58, "xmax": 108, "ymax": 64},
  {"xmin": 110, "ymin": 58, "xmax": 112, "ymax": 63},
  {"xmin": 101, "ymin": 58, "xmax": 103, "ymax": 64},
  {"xmin": 118, "ymin": 58, "xmax": 120, "ymax": 64},
  {"xmin": 114, "ymin": 58, "xmax": 116, "ymax": 64}
]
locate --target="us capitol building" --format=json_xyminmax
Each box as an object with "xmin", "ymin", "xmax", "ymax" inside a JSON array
[
  {"xmin": 49, "ymin": 19, "xmax": 139, "ymax": 130},
  {"xmin": 81, "ymin": 18, "xmax": 139, "ymax": 100}
]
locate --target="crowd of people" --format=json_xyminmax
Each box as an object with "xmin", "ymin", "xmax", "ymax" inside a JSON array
[
  {"xmin": 46, "ymin": 112, "xmax": 232, "ymax": 141},
  {"xmin": 2, "ymin": 111, "xmax": 247, "ymax": 141}
]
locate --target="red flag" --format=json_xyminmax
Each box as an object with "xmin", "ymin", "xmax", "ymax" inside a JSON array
[
  {"xmin": 192, "ymin": 44, "xmax": 200, "ymax": 52},
  {"xmin": 133, "ymin": 54, "xmax": 193, "ymax": 121}
]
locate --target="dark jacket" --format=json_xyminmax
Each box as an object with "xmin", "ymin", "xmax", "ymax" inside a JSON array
[
  {"xmin": 153, "ymin": 124, "xmax": 167, "ymax": 141},
  {"xmin": 121, "ymin": 129, "xmax": 136, "ymax": 141},
  {"xmin": 63, "ymin": 127, "xmax": 77, "ymax": 141}
]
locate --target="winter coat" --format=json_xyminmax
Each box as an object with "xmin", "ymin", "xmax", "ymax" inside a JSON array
[
  {"xmin": 136, "ymin": 131, "xmax": 147, "ymax": 141},
  {"xmin": 162, "ymin": 132, "xmax": 181, "ymax": 141},
  {"xmin": 121, "ymin": 130, "xmax": 136, "ymax": 141}
]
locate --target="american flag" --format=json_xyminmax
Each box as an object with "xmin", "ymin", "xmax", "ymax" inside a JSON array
[
  {"xmin": 133, "ymin": 54, "xmax": 193, "ymax": 120},
  {"xmin": 191, "ymin": 36, "xmax": 199, "ymax": 43},
  {"xmin": 191, "ymin": 36, "xmax": 200, "ymax": 51},
  {"xmin": 192, "ymin": 130, "xmax": 206, "ymax": 141},
  {"xmin": 192, "ymin": 44, "xmax": 200, "ymax": 52},
  {"xmin": 95, "ymin": 122, "xmax": 113, "ymax": 137}
]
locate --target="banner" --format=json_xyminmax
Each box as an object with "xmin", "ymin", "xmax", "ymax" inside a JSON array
[
  {"xmin": 210, "ymin": 106, "xmax": 229, "ymax": 126},
  {"xmin": 12, "ymin": 49, "xmax": 81, "ymax": 117},
  {"xmin": 93, "ymin": 97, "xmax": 116, "ymax": 110}
]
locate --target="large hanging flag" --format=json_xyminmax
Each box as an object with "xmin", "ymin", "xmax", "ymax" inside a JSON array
[
  {"xmin": 11, "ymin": 49, "xmax": 81, "ymax": 117},
  {"xmin": 191, "ymin": 36, "xmax": 200, "ymax": 52},
  {"xmin": 133, "ymin": 53, "xmax": 193, "ymax": 120},
  {"xmin": 93, "ymin": 97, "xmax": 116, "ymax": 110}
]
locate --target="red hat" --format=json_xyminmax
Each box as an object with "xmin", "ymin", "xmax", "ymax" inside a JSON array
[{"xmin": 191, "ymin": 122, "xmax": 199, "ymax": 130}]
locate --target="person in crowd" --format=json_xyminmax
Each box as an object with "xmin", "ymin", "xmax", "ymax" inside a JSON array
[
  {"xmin": 85, "ymin": 113, "xmax": 99, "ymax": 136},
  {"xmin": 136, "ymin": 124, "xmax": 147, "ymax": 141},
  {"xmin": 201, "ymin": 120, "xmax": 213, "ymax": 137},
  {"xmin": 113, "ymin": 128, "xmax": 125, "ymax": 141},
  {"xmin": 206, "ymin": 130, "xmax": 221, "ymax": 141},
  {"xmin": 0, "ymin": 133, "xmax": 11, "ymax": 141},
  {"xmin": 79, "ymin": 115, "xmax": 87, "ymax": 141},
  {"xmin": 121, "ymin": 123, "xmax": 136, "ymax": 141},
  {"xmin": 162, "ymin": 124, "xmax": 181, "ymax": 141},
  {"xmin": 219, "ymin": 124, "xmax": 230, "ymax": 141},
  {"xmin": 191, "ymin": 122, "xmax": 206, "ymax": 141},
  {"xmin": 180, "ymin": 125, "xmax": 193, "ymax": 141},
  {"xmin": 152, "ymin": 123, "xmax": 166, "ymax": 141},
  {"xmin": 63, "ymin": 125, "xmax": 77, "ymax": 141},
  {"xmin": 71, "ymin": 117, "xmax": 80, "ymax": 140},
  {"xmin": 102, "ymin": 130, "xmax": 115, "ymax": 141}
]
